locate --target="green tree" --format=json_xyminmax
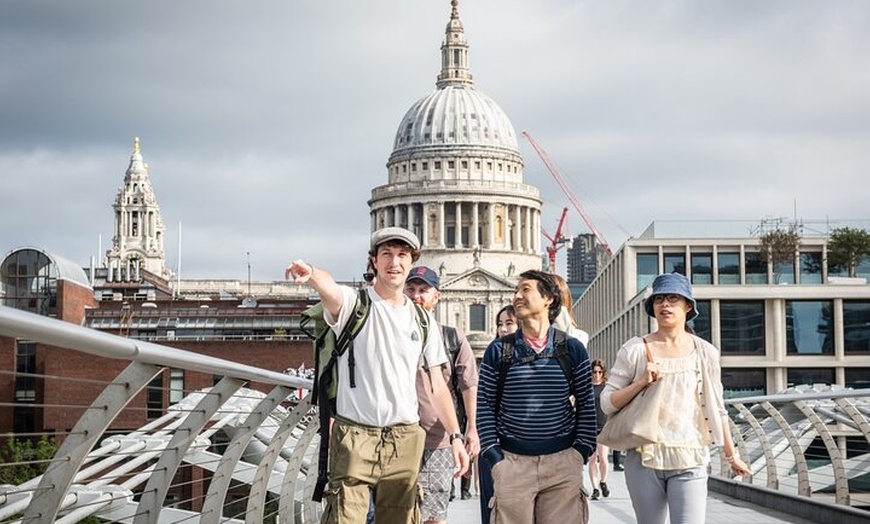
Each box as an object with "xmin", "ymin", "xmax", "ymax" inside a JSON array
[
  {"xmin": 0, "ymin": 435, "xmax": 57, "ymax": 485},
  {"xmin": 759, "ymin": 228, "xmax": 801, "ymax": 282},
  {"xmin": 828, "ymin": 227, "xmax": 870, "ymax": 277}
]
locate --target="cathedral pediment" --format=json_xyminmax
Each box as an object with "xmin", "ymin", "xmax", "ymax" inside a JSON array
[{"xmin": 439, "ymin": 267, "xmax": 515, "ymax": 293}]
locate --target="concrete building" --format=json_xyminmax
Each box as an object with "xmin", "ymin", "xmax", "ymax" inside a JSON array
[
  {"xmin": 370, "ymin": 0, "xmax": 544, "ymax": 350},
  {"xmin": 575, "ymin": 220, "xmax": 870, "ymax": 397}
]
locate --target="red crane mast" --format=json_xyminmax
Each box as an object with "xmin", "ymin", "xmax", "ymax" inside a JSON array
[
  {"xmin": 522, "ymin": 131, "xmax": 613, "ymax": 257},
  {"xmin": 542, "ymin": 206, "xmax": 571, "ymax": 273}
]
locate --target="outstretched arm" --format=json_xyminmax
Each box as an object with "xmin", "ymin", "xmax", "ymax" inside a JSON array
[{"xmin": 285, "ymin": 260, "xmax": 344, "ymax": 318}]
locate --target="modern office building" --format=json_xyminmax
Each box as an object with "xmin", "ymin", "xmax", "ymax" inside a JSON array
[{"xmin": 575, "ymin": 221, "xmax": 870, "ymax": 397}]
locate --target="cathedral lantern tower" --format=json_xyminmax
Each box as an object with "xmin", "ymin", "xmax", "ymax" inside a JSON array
[
  {"xmin": 369, "ymin": 1, "xmax": 543, "ymax": 346},
  {"xmin": 105, "ymin": 137, "xmax": 170, "ymax": 281}
]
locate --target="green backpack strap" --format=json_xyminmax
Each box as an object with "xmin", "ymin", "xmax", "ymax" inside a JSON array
[{"xmin": 337, "ymin": 288, "xmax": 372, "ymax": 388}]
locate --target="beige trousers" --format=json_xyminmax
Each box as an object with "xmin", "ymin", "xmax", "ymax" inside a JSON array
[
  {"xmin": 489, "ymin": 447, "xmax": 589, "ymax": 524},
  {"xmin": 321, "ymin": 418, "xmax": 426, "ymax": 524}
]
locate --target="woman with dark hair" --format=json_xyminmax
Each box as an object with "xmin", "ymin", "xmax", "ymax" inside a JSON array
[
  {"xmin": 588, "ymin": 359, "xmax": 610, "ymax": 500},
  {"xmin": 600, "ymin": 273, "xmax": 750, "ymax": 524}
]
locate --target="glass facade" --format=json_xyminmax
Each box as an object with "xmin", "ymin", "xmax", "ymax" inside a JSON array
[
  {"xmin": 844, "ymin": 368, "xmax": 870, "ymax": 389},
  {"xmin": 721, "ymin": 368, "xmax": 766, "ymax": 399},
  {"xmin": 773, "ymin": 259, "xmax": 795, "ymax": 285},
  {"xmin": 691, "ymin": 254, "xmax": 712, "ymax": 285},
  {"xmin": 692, "ymin": 300, "xmax": 711, "ymax": 342},
  {"xmin": 843, "ymin": 301, "xmax": 870, "ymax": 354},
  {"xmin": 718, "ymin": 252, "xmax": 740, "ymax": 284},
  {"xmin": 745, "ymin": 252, "xmax": 767, "ymax": 284},
  {"xmin": 787, "ymin": 368, "xmax": 834, "ymax": 387},
  {"xmin": 799, "ymin": 252, "xmax": 823, "ymax": 284},
  {"xmin": 664, "ymin": 253, "xmax": 686, "ymax": 275},
  {"xmin": 637, "ymin": 253, "xmax": 658, "ymax": 291},
  {"xmin": 1, "ymin": 250, "xmax": 58, "ymax": 316},
  {"xmin": 786, "ymin": 300, "xmax": 834, "ymax": 355},
  {"xmin": 720, "ymin": 301, "xmax": 765, "ymax": 354}
]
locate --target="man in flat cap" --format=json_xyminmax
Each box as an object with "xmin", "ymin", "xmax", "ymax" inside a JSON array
[{"xmin": 286, "ymin": 227, "xmax": 469, "ymax": 524}]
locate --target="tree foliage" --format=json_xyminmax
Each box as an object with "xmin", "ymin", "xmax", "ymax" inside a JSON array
[
  {"xmin": 759, "ymin": 228, "xmax": 801, "ymax": 268},
  {"xmin": 0, "ymin": 435, "xmax": 57, "ymax": 485},
  {"xmin": 828, "ymin": 227, "xmax": 870, "ymax": 277}
]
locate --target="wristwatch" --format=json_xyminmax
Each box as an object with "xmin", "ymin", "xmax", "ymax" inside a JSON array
[{"xmin": 449, "ymin": 433, "xmax": 464, "ymax": 444}]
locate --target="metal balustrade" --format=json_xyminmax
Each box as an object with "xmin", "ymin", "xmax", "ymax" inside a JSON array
[
  {"xmin": 709, "ymin": 387, "xmax": 870, "ymax": 520},
  {"xmin": 1, "ymin": 304, "xmax": 869, "ymax": 522}
]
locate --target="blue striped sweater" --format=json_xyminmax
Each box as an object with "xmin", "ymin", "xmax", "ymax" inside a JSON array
[{"xmin": 477, "ymin": 327, "xmax": 597, "ymax": 466}]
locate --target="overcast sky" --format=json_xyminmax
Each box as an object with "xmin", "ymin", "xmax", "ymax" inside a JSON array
[{"xmin": 2, "ymin": 0, "xmax": 868, "ymax": 282}]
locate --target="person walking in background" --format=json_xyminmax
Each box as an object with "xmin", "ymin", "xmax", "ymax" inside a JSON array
[
  {"xmin": 285, "ymin": 227, "xmax": 468, "ymax": 524},
  {"xmin": 551, "ymin": 274, "xmax": 590, "ymax": 346},
  {"xmin": 478, "ymin": 270, "xmax": 596, "ymax": 523},
  {"xmin": 405, "ymin": 266, "xmax": 479, "ymax": 524},
  {"xmin": 588, "ymin": 359, "xmax": 610, "ymax": 501},
  {"xmin": 478, "ymin": 304, "xmax": 518, "ymax": 524},
  {"xmin": 600, "ymin": 273, "xmax": 750, "ymax": 524}
]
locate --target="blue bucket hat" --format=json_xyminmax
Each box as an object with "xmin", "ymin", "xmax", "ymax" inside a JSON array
[{"xmin": 644, "ymin": 273, "xmax": 698, "ymax": 321}]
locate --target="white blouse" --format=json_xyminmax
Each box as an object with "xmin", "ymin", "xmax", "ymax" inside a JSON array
[{"xmin": 639, "ymin": 351, "xmax": 711, "ymax": 470}]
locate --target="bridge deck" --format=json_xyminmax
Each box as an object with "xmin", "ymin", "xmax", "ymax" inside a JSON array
[{"xmin": 448, "ymin": 470, "xmax": 817, "ymax": 523}]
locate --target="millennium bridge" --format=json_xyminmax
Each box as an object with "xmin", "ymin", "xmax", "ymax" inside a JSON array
[{"xmin": 0, "ymin": 306, "xmax": 868, "ymax": 523}]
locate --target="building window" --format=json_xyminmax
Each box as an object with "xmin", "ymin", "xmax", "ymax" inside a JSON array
[
  {"xmin": 15, "ymin": 341, "xmax": 36, "ymax": 402},
  {"xmin": 469, "ymin": 304, "xmax": 486, "ymax": 332},
  {"xmin": 845, "ymin": 368, "xmax": 870, "ymax": 389},
  {"xmin": 169, "ymin": 368, "xmax": 184, "ymax": 405},
  {"xmin": 461, "ymin": 160, "xmax": 468, "ymax": 169},
  {"xmin": 720, "ymin": 301, "xmax": 765, "ymax": 354},
  {"xmin": 843, "ymin": 300, "xmax": 870, "ymax": 354},
  {"xmin": 744, "ymin": 252, "xmax": 767, "ymax": 284},
  {"xmin": 786, "ymin": 300, "xmax": 833, "ymax": 355},
  {"xmin": 799, "ymin": 252, "xmax": 823, "ymax": 284},
  {"xmin": 692, "ymin": 300, "xmax": 711, "ymax": 342},
  {"xmin": 773, "ymin": 258, "xmax": 795, "ymax": 285},
  {"xmin": 636, "ymin": 253, "xmax": 658, "ymax": 291},
  {"xmin": 787, "ymin": 368, "xmax": 834, "ymax": 387},
  {"xmin": 147, "ymin": 374, "xmax": 163, "ymax": 419},
  {"xmin": 663, "ymin": 253, "xmax": 686, "ymax": 275},
  {"xmin": 691, "ymin": 254, "xmax": 712, "ymax": 285},
  {"xmin": 434, "ymin": 161, "xmax": 442, "ymax": 170},
  {"xmin": 718, "ymin": 252, "xmax": 740, "ymax": 284},
  {"xmin": 448, "ymin": 160, "xmax": 455, "ymax": 169},
  {"xmin": 721, "ymin": 368, "xmax": 766, "ymax": 399}
]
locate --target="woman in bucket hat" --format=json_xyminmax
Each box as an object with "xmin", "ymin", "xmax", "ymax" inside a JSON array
[{"xmin": 599, "ymin": 273, "xmax": 750, "ymax": 524}]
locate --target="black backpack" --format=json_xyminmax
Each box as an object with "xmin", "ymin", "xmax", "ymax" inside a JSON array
[
  {"xmin": 440, "ymin": 325, "xmax": 467, "ymax": 431},
  {"xmin": 299, "ymin": 288, "xmax": 429, "ymax": 502},
  {"xmin": 494, "ymin": 329, "xmax": 577, "ymax": 416}
]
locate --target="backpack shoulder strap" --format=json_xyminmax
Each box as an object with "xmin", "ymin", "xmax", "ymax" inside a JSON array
[
  {"xmin": 336, "ymin": 288, "xmax": 372, "ymax": 388},
  {"xmin": 313, "ymin": 288, "xmax": 371, "ymax": 503},
  {"xmin": 413, "ymin": 303, "xmax": 429, "ymax": 343},
  {"xmin": 552, "ymin": 329, "xmax": 578, "ymax": 400},
  {"xmin": 494, "ymin": 334, "xmax": 515, "ymax": 417}
]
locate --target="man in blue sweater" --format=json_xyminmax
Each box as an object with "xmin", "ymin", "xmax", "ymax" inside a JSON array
[{"xmin": 477, "ymin": 270, "xmax": 595, "ymax": 523}]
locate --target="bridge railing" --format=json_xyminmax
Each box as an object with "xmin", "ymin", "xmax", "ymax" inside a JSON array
[
  {"xmin": 709, "ymin": 387, "xmax": 870, "ymax": 515},
  {"xmin": 0, "ymin": 305, "xmax": 323, "ymax": 524},
  {"xmin": 3, "ymin": 303, "xmax": 870, "ymax": 522}
]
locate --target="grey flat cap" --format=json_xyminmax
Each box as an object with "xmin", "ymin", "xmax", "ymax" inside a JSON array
[{"xmin": 370, "ymin": 227, "xmax": 420, "ymax": 251}]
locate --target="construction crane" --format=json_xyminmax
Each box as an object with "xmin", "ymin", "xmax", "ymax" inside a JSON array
[
  {"xmin": 542, "ymin": 207, "xmax": 572, "ymax": 273},
  {"xmin": 522, "ymin": 131, "xmax": 614, "ymax": 257}
]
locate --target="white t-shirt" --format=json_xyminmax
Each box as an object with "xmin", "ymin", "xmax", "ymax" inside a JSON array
[{"xmin": 325, "ymin": 286, "xmax": 446, "ymax": 427}]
